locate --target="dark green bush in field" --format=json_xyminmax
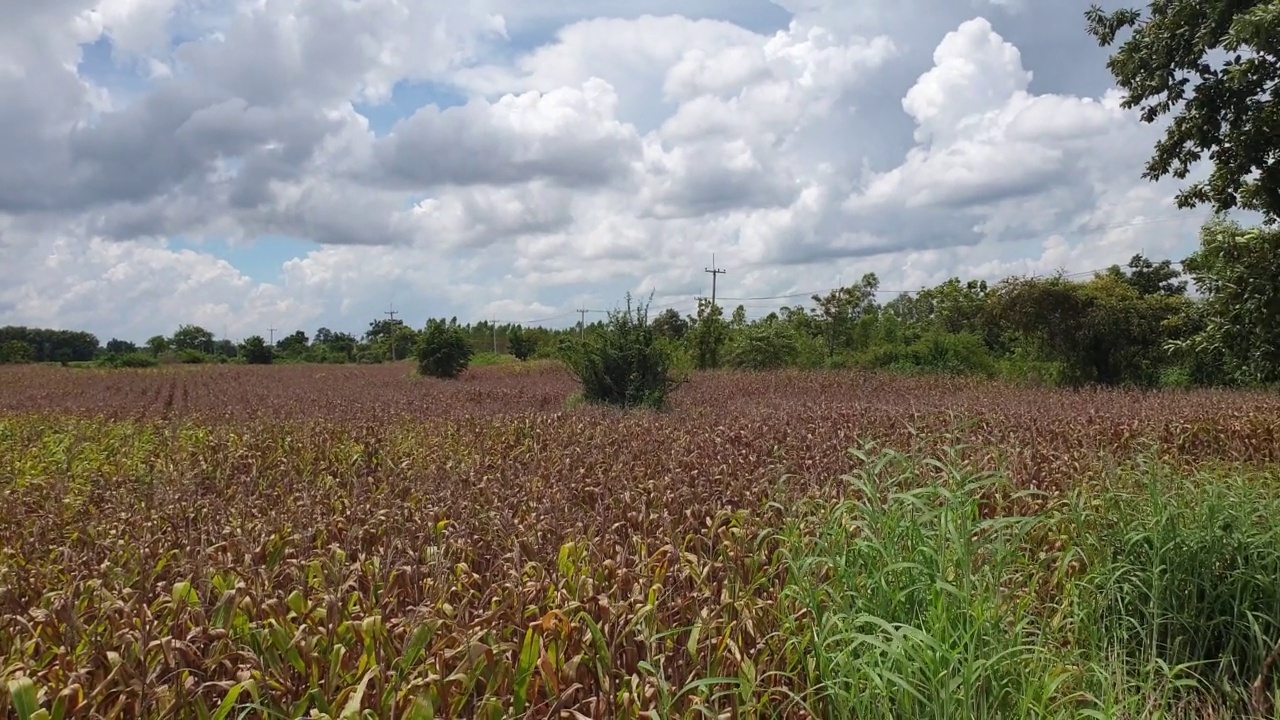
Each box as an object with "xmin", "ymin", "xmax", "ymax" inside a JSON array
[
  {"xmin": 97, "ymin": 352, "xmax": 158, "ymax": 369},
  {"xmin": 562, "ymin": 293, "xmax": 683, "ymax": 409},
  {"xmin": 240, "ymin": 336, "xmax": 273, "ymax": 365},
  {"xmin": 415, "ymin": 319, "xmax": 471, "ymax": 379},
  {"xmin": 507, "ymin": 325, "xmax": 537, "ymax": 361}
]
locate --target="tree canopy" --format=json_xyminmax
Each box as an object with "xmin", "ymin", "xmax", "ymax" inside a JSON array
[{"xmin": 1085, "ymin": 0, "xmax": 1280, "ymax": 222}]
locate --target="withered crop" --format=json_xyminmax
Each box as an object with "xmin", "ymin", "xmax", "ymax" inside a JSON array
[{"xmin": 2, "ymin": 363, "xmax": 1279, "ymax": 718}]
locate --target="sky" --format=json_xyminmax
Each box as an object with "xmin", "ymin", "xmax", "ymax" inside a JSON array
[{"xmin": 0, "ymin": 0, "xmax": 1234, "ymax": 343}]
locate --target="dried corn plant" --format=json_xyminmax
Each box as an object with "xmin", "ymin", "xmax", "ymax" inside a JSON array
[{"xmin": 2, "ymin": 364, "xmax": 1279, "ymax": 717}]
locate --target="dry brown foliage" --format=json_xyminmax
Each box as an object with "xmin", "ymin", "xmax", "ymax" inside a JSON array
[{"xmin": 1, "ymin": 364, "xmax": 1279, "ymax": 717}]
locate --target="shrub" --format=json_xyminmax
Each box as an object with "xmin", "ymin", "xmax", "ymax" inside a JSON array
[
  {"xmin": 507, "ymin": 326, "xmax": 537, "ymax": 361},
  {"xmin": 415, "ymin": 319, "xmax": 472, "ymax": 379},
  {"xmin": 902, "ymin": 331, "xmax": 996, "ymax": 376},
  {"xmin": 97, "ymin": 352, "xmax": 158, "ymax": 369},
  {"xmin": 561, "ymin": 293, "xmax": 684, "ymax": 409},
  {"xmin": 240, "ymin": 336, "xmax": 273, "ymax": 365},
  {"xmin": 726, "ymin": 322, "xmax": 803, "ymax": 370},
  {"xmin": 0, "ymin": 340, "xmax": 34, "ymax": 364}
]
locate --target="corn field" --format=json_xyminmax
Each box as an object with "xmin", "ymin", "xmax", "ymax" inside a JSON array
[{"xmin": 3, "ymin": 363, "xmax": 1280, "ymax": 718}]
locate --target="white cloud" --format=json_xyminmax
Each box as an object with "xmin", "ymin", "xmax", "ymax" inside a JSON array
[{"xmin": 0, "ymin": 0, "xmax": 1225, "ymax": 341}]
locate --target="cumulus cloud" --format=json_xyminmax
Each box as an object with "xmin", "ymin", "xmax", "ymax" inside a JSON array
[
  {"xmin": 371, "ymin": 78, "xmax": 642, "ymax": 190},
  {"xmin": 0, "ymin": 0, "xmax": 1221, "ymax": 340}
]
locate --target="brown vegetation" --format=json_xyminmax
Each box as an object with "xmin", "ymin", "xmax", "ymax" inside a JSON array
[{"xmin": 2, "ymin": 364, "xmax": 1279, "ymax": 717}]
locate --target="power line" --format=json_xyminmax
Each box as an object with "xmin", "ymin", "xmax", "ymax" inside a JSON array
[{"xmin": 467, "ymin": 210, "xmax": 1215, "ymax": 329}]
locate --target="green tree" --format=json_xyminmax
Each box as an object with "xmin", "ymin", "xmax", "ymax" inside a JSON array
[
  {"xmin": 105, "ymin": 338, "xmax": 138, "ymax": 355},
  {"xmin": 415, "ymin": 319, "xmax": 472, "ymax": 379},
  {"xmin": 561, "ymin": 293, "xmax": 683, "ymax": 409},
  {"xmin": 1122, "ymin": 254, "xmax": 1188, "ymax": 297},
  {"xmin": 1178, "ymin": 216, "xmax": 1280, "ymax": 384},
  {"xmin": 171, "ymin": 324, "xmax": 214, "ymax": 353},
  {"xmin": 725, "ymin": 320, "xmax": 803, "ymax": 370},
  {"xmin": 145, "ymin": 335, "xmax": 169, "ymax": 357},
  {"xmin": 987, "ymin": 271, "xmax": 1188, "ymax": 386},
  {"xmin": 241, "ymin": 335, "xmax": 273, "ymax": 364},
  {"xmin": 810, "ymin": 273, "xmax": 880, "ymax": 357},
  {"xmin": 686, "ymin": 298, "xmax": 729, "ymax": 370},
  {"xmin": 211, "ymin": 339, "xmax": 237, "ymax": 359},
  {"xmin": 0, "ymin": 340, "xmax": 33, "ymax": 364},
  {"xmin": 1085, "ymin": 1, "xmax": 1280, "ymax": 222},
  {"xmin": 275, "ymin": 330, "xmax": 308, "ymax": 357},
  {"xmin": 651, "ymin": 308, "xmax": 689, "ymax": 340},
  {"xmin": 507, "ymin": 325, "xmax": 536, "ymax": 361}
]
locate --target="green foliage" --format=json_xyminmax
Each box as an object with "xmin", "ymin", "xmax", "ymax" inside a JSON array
[
  {"xmin": 686, "ymin": 299, "xmax": 729, "ymax": 370},
  {"xmin": 781, "ymin": 445, "xmax": 1280, "ymax": 718},
  {"xmin": 145, "ymin": 335, "xmax": 169, "ymax": 357},
  {"xmin": 985, "ymin": 271, "xmax": 1189, "ymax": 387},
  {"xmin": 561, "ymin": 293, "xmax": 684, "ymax": 410},
  {"xmin": 810, "ymin": 273, "xmax": 881, "ymax": 357},
  {"xmin": 96, "ymin": 352, "xmax": 159, "ymax": 369},
  {"xmin": 1085, "ymin": 0, "xmax": 1280, "ymax": 222},
  {"xmin": 1178, "ymin": 216, "xmax": 1280, "ymax": 384},
  {"xmin": 171, "ymin": 324, "xmax": 214, "ymax": 353},
  {"xmin": 104, "ymin": 338, "xmax": 138, "ymax": 355},
  {"xmin": 1080, "ymin": 461, "xmax": 1280, "ymax": 709},
  {"xmin": 725, "ymin": 321, "xmax": 805, "ymax": 370},
  {"xmin": 275, "ymin": 330, "xmax": 308, "ymax": 357},
  {"xmin": 507, "ymin": 325, "xmax": 536, "ymax": 361},
  {"xmin": 240, "ymin": 335, "xmax": 274, "ymax": 365},
  {"xmin": 415, "ymin": 319, "xmax": 472, "ymax": 379},
  {"xmin": 0, "ymin": 340, "xmax": 34, "ymax": 364},
  {"xmin": 860, "ymin": 332, "xmax": 997, "ymax": 377},
  {"xmin": 469, "ymin": 351, "xmax": 517, "ymax": 368},
  {"xmin": 0, "ymin": 326, "xmax": 98, "ymax": 362},
  {"xmin": 651, "ymin": 308, "xmax": 689, "ymax": 341}
]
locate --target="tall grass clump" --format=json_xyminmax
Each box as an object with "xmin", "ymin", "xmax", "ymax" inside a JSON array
[
  {"xmin": 560, "ymin": 293, "xmax": 684, "ymax": 409},
  {"xmin": 1072, "ymin": 459, "xmax": 1280, "ymax": 716},
  {"xmin": 778, "ymin": 444, "xmax": 1067, "ymax": 719},
  {"xmin": 777, "ymin": 444, "xmax": 1280, "ymax": 719}
]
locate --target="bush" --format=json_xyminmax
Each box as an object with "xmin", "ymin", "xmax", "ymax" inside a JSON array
[
  {"xmin": 726, "ymin": 322, "xmax": 804, "ymax": 370},
  {"xmin": 902, "ymin": 332, "xmax": 996, "ymax": 376},
  {"xmin": 415, "ymin": 319, "xmax": 472, "ymax": 379},
  {"xmin": 240, "ymin": 336, "xmax": 273, "ymax": 365},
  {"xmin": 508, "ymin": 326, "xmax": 537, "ymax": 361},
  {"xmin": 97, "ymin": 352, "xmax": 158, "ymax": 369},
  {"xmin": 0, "ymin": 340, "xmax": 35, "ymax": 364},
  {"xmin": 561, "ymin": 293, "xmax": 684, "ymax": 409}
]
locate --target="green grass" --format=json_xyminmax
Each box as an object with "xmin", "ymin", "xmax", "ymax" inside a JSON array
[
  {"xmin": 469, "ymin": 351, "xmax": 519, "ymax": 367},
  {"xmin": 778, "ymin": 444, "xmax": 1280, "ymax": 719}
]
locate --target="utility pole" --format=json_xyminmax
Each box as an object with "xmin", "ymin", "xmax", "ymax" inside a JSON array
[
  {"xmin": 384, "ymin": 305, "xmax": 399, "ymax": 361},
  {"xmin": 704, "ymin": 253, "xmax": 726, "ymax": 309},
  {"xmin": 576, "ymin": 308, "xmax": 589, "ymax": 338},
  {"xmin": 492, "ymin": 318, "xmax": 498, "ymax": 354},
  {"xmin": 268, "ymin": 327, "xmax": 277, "ymax": 346}
]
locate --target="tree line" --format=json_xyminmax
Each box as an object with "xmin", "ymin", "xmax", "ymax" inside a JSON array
[
  {"xmin": 649, "ymin": 216, "xmax": 1277, "ymax": 389},
  {"xmin": 6, "ymin": 216, "xmax": 1276, "ymax": 390}
]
